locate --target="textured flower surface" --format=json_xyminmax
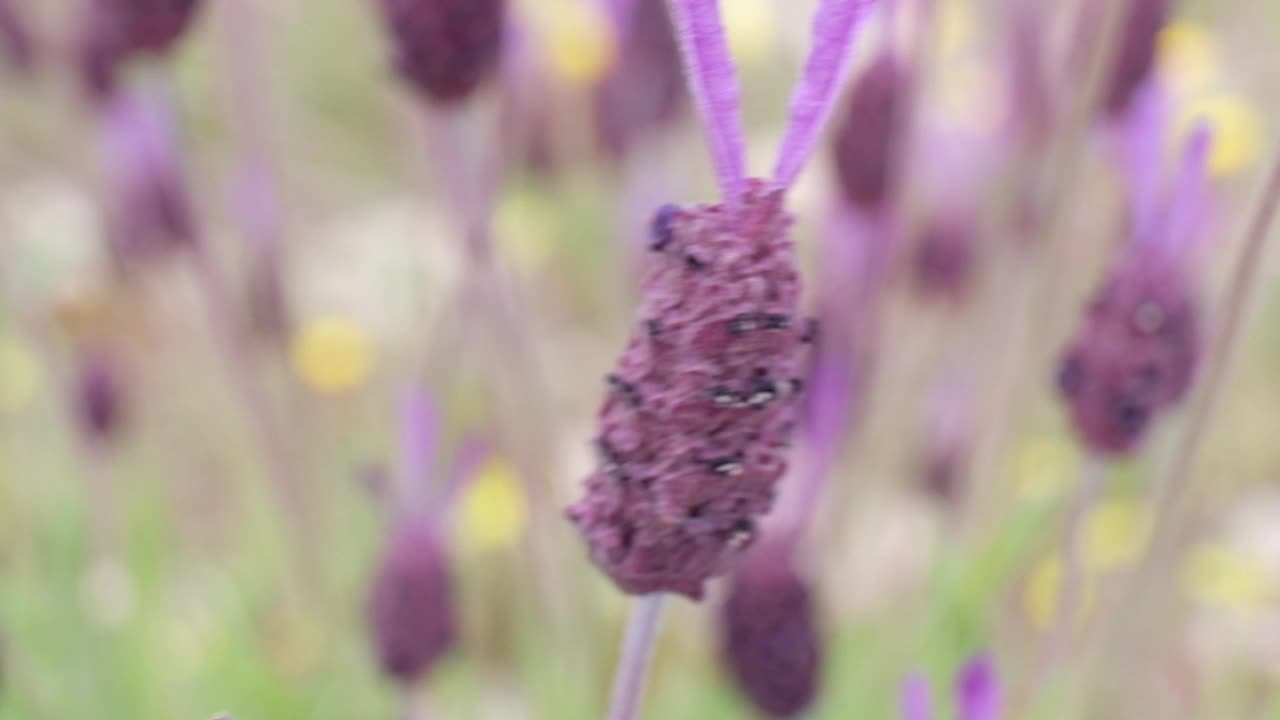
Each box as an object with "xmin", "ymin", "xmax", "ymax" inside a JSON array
[
  {"xmin": 721, "ymin": 541, "xmax": 821, "ymax": 718},
  {"xmin": 567, "ymin": 179, "xmax": 811, "ymax": 600},
  {"xmin": 367, "ymin": 519, "xmax": 457, "ymax": 685},
  {"xmin": 379, "ymin": 0, "xmax": 506, "ymax": 104},
  {"xmin": 1056, "ymin": 248, "xmax": 1199, "ymax": 455},
  {"xmin": 832, "ymin": 52, "xmax": 909, "ymax": 212}
]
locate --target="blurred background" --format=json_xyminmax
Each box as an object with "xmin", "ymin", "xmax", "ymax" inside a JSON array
[{"xmin": 1, "ymin": 0, "xmax": 1280, "ymax": 717}]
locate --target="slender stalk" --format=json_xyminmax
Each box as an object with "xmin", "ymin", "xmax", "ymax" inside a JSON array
[
  {"xmin": 608, "ymin": 595, "xmax": 667, "ymax": 720},
  {"xmin": 1080, "ymin": 144, "xmax": 1280, "ymax": 716}
]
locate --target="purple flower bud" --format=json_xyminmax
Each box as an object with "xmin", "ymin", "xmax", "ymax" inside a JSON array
[
  {"xmin": 720, "ymin": 541, "xmax": 822, "ymax": 718},
  {"xmin": 367, "ymin": 518, "xmax": 457, "ymax": 685},
  {"xmin": 831, "ymin": 52, "xmax": 910, "ymax": 212},
  {"xmin": 0, "ymin": 0, "xmax": 35, "ymax": 74},
  {"xmin": 77, "ymin": 0, "xmax": 205, "ymax": 99},
  {"xmin": 1103, "ymin": 0, "xmax": 1167, "ymax": 117},
  {"xmin": 911, "ymin": 211, "xmax": 977, "ymax": 302},
  {"xmin": 594, "ymin": 0, "xmax": 687, "ymax": 157},
  {"xmin": 101, "ymin": 90, "xmax": 196, "ymax": 267},
  {"xmin": 1056, "ymin": 249, "xmax": 1199, "ymax": 455},
  {"xmin": 568, "ymin": 180, "xmax": 809, "ymax": 600},
  {"xmin": 377, "ymin": 0, "xmax": 506, "ymax": 105},
  {"xmin": 74, "ymin": 351, "xmax": 125, "ymax": 446},
  {"xmin": 955, "ymin": 654, "xmax": 1002, "ymax": 720}
]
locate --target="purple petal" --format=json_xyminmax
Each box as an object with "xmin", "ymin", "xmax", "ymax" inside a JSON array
[
  {"xmin": 955, "ymin": 654, "xmax": 1002, "ymax": 720},
  {"xmin": 901, "ymin": 674, "xmax": 934, "ymax": 720},
  {"xmin": 1115, "ymin": 82, "xmax": 1170, "ymax": 244},
  {"xmin": 398, "ymin": 385, "xmax": 440, "ymax": 506},
  {"xmin": 666, "ymin": 0, "xmax": 747, "ymax": 201},
  {"xmin": 773, "ymin": 0, "xmax": 879, "ymax": 188},
  {"xmin": 1153, "ymin": 121, "xmax": 1213, "ymax": 257}
]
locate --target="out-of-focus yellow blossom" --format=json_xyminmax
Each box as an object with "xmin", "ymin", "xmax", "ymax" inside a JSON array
[
  {"xmin": 1014, "ymin": 435, "xmax": 1080, "ymax": 501},
  {"xmin": 459, "ymin": 457, "xmax": 528, "ymax": 552},
  {"xmin": 1181, "ymin": 543, "xmax": 1275, "ymax": 615},
  {"xmin": 935, "ymin": 59, "xmax": 1002, "ymax": 134},
  {"xmin": 937, "ymin": 0, "xmax": 976, "ymax": 58},
  {"xmin": 263, "ymin": 608, "xmax": 325, "ymax": 678},
  {"xmin": 544, "ymin": 1, "xmax": 616, "ymax": 87},
  {"xmin": 1025, "ymin": 554, "xmax": 1099, "ymax": 630},
  {"xmin": 1083, "ymin": 498, "xmax": 1150, "ymax": 572},
  {"xmin": 1158, "ymin": 20, "xmax": 1220, "ymax": 98},
  {"xmin": 496, "ymin": 189, "xmax": 557, "ymax": 273},
  {"xmin": 1173, "ymin": 94, "xmax": 1263, "ymax": 178},
  {"xmin": 723, "ymin": 0, "xmax": 776, "ymax": 63},
  {"xmin": 290, "ymin": 316, "xmax": 374, "ymax": 395},
  {"xmin": 0, "ymin": 338, "xmax": 41, "ymax": 413}
]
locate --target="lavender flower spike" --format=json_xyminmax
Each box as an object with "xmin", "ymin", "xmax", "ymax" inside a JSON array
[
  {"xmin": 665, "ymin": 0, "xmax": 747, "ymax": 201},
  {"xmin": 774, "ymin": 0, "xmax": 878, "ymax": 187}
]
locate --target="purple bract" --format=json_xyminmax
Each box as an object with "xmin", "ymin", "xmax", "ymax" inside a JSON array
[
  {"xmin": 567, "ymin": 180, "xmax": 811, "ymax": 599},
  {"xmin": 1104, "ymin": 0, "xmax": 1167, "ymax": 117},
  {"xmin": 594, "ymin": 0, "xmax": 686, "ymax": 157}
]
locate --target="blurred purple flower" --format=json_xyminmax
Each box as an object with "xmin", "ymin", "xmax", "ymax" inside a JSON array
[
  {"xmin": 594, "ymin": 0, "xmax": 687, "ymax": 158},
  {"xmin": 377, "ymin": 0, "xmax": 506, "ymax": 105},
  {"xmin": 831, "ymin": 51, "xmax": 910, "ymax": 212},
  {"xmin": 77, "ymin": 0, "xmax": 205, "ymax": 99},
  {"xmin": 0, "ymin": 0, "xmax": 35, "ymax": 74},
  {"xmin": 721, "ymin": 540, "xmax": 822, "ymax": 717},
  {"xmin": 901, "ymin": 654, "xmax": 1002, "ymax": 720},
  {"xmin": 911, "ymin": 208, "xmax": 977, "ymax": 302},
  {"xmin": 570, "ymin": 0, "xmax": 879, "ymax": 599},
  {"xmin": 99, "ymin": 88, "xmax": 196, "ymax": 268},
  {"xmin": 1104, "ymin": 0, "xmax": 1168, "ymax": 118},
  {"xmin": 1057, "ymin": 128, "xmax": 1210, "ymax": 455},
  {"xmin": 73, "ymin": 350, "xmax": 126, "ymax": 447},
  {"xmin": 367, "ymin": 518, "xmax": 457, "ymax": 685}
]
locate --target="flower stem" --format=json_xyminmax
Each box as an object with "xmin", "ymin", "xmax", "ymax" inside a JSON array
[
  {"xmin": 608, "ymin": 595, "xmax": 667, "ymax": 720},
  {"xmin": 1043, "ymin": 455, "xmax": 1104, "ymax": 664}
]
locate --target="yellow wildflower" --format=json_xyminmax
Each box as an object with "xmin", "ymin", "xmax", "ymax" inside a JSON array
[
  {"xmin": 1181, "ymin": 543, "xmax": 1274, "ymax": 615},
  {"xmin": 290, "ymin": 316, "xmax": 374, "ymax": 395},
  {"xmin": 545, "ymin": 1, "xmax": 617, "ymax": 87},
  {"xmin": 1158, "ymin": 20, "xmax": 1220, "ymax": 98},
  {"xmin": 459, "ymin": 457, "xmax": 528, "ymax": 552},
  {"xmin": 1025, "ymin": 554, "xmax": 1099, "ymax": 630},
  {"xmin": 0, "ymin": 338, "xmax": 42, "ymax": 413},
  {"xmin": 1083, "ymin": 498, "xmax": 1150, "ymax": 572},
  {"xmin": 1014, "ymin": 435, "xmax": 1080, "ymax": 502}
]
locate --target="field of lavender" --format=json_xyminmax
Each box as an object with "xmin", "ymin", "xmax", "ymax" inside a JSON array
[{"xmin": 2, "ymin": 0, "xmax": 1280, "ymax": 718}]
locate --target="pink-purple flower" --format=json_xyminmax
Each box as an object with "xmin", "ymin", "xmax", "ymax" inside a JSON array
[{"xmin": 902, "ymin": 654, "xmax": 1003, "ymax": 720}]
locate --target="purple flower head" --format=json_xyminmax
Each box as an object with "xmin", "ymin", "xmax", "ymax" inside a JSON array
[
  {"xmin": 78, "ymin": 0, "xmax": 205, "ymax": 99},
  {"xmin": 74, "ymin": 350, "xmax": 126, "ymax": 446},
  {"xmin": 100, "ymin": 89, "xmax": 196, "ymax": 268},
  {"xmin": 366, "ymin": 517, "xmax": 457, "ymax": 685},
  {"xmin": 1103, "ymin": 0, "xmax": 1168, "ymax": 117},
  {"xmin": 569, "ymin": 0, "xmax": 879, "ymax": 598},
  {"xmin": 901, "ymin": 653, "xmax": 1002, "ymax": 720},
  {"xmin": 911, "ymin": 208, "xmax": 977, "ymax": 302},
  {"xmin": 721, "ymin": 540, "xmax": 822, "ymax": 718},
  {"xmin": 832, "ymin": 51, "xmax": 910, "ymax": 212},
  {"xmin": 568, "ymin": 181, "xmax": 810, "ymax": 599},
  {"xmin": 1056, "ymin": 248, "xmax": 1199, "ymax": 455},
  {"xmin": 1057, "ymin": 127, "xmax": 1209, "ymax": 456},
  {"xmin": 377, "ymin": 0, "xmax": 506, "ymax": 105},
  {"xmin": 0, "ymin": 0, "xmax": 36, "ymax": 74},
  {"xmin": 594, "ymin": 0, "xmax": 687, "ymax": 158}
]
